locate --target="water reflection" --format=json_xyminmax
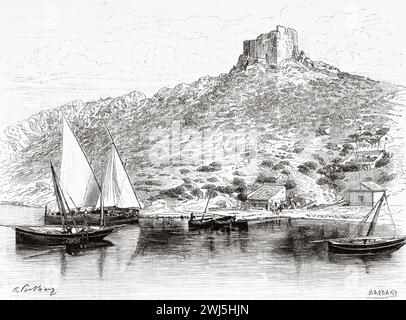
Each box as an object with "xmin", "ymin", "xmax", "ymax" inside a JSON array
[{"xmin": 5, "ymin": 209, "xmax": 405, "ymax": 298}]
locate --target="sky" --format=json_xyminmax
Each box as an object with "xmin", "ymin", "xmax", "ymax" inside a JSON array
[{"xmin": 0, "ymin": 0, "xmax": 405, "ymax": 132}]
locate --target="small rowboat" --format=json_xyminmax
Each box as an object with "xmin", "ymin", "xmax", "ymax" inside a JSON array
[
  {"xmin": 188, "ymin": 188, "xmax": 235, "ymax": 230},
  {"xmin": 328, "ymin": 193, "xmax": 405, "ymax": 255}
]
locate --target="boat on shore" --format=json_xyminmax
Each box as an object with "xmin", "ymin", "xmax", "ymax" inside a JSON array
[{"xmin": 328, "ymin": 193, "xmax": 406, "ymax": 255}]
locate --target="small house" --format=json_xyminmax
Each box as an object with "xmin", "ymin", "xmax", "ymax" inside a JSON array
[
  {"xmin": 246, "ymin": 184, "xmax": 286, "ymax": 211},
  {"xmin": 348, "ymin": 181, "xmax": 386, "ymax": 206}
]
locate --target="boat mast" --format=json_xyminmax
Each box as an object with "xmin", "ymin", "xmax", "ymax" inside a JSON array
[
  {"xmin": 102, "ymin": 119, "xmax": 141, "ymax": 208},
  {"xmin": 383, "ymin": 193, "xmax": 397, "ymax": 237},
  {"xmin": 202, "ymin": 188, "xmax": 213, "ymax": 220},
  {"xmin": 346, "ymin": 196, "xmax": 382, "ymax": 241},
  {"xmin": 366, "ymin": 194, "xmax": 385, "ymax": 237},
  {"xmin": 50, "ymin": 161, "xmax": 67, "ymax": 227},
  {"xmin": 51, "ymin": 161, "xmax": 82, "ymax": 232},
  {"xmin": 100, "ymin": 169, "xmax": 105, "ymax": 228}
]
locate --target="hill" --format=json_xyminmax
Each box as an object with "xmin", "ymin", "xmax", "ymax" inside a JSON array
[{"xmin": 0, "ymin": 26, "xmax": 404, "ymax": 208}]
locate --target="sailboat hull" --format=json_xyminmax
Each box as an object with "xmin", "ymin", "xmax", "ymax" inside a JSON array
[
  {"xmin": 44, "ymin": 212, "xmax": 138, "ymax": 226},
  {"xmin": 15, "ymin": 226, "xmax": 115, "ymax": 246},
  {"xmin": 328, "ymin": 236, "xmax": 406, "ymax": 254}
]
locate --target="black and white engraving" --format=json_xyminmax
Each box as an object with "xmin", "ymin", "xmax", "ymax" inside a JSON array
[{"xmin": 0, "ymin": 0, "xmax": 405, "ymax": 300}]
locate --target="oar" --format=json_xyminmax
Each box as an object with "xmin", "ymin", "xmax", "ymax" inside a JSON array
[
  {"xmin": 309, "ymin": 237, "xmax": 347, "ymax": 243},
  {"xmin": 0, "ymin": 224, "xmax": 13, "ymax": 228},
  {"xmin": 22, "ymin": 248, "xmax": 63, "ymax": 259}
]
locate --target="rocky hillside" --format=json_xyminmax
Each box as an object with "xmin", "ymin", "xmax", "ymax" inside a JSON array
[{"xmin": 0, "ymin": 26, "xmax": 404, "ymax": 208}]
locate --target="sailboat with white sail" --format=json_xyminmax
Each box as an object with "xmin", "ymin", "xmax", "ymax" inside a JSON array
[
  {"xmin": 97, "ymin": 120, "xmax": 143, "ymax": 219},
  {"xmin": 44, "ymin": 117, "xmax": 141, "ymax": 225},
  {"xmin": 15, "ymin": 116, "xmax": 117, "ymax": 245}
]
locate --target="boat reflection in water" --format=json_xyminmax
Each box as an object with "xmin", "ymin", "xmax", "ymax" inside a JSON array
[
  {"xmin": 65, "ymin": 240, "xmax": 114, "ymax": 256},
  {"xmin": 7, "ymin": 204, "xmax": 404, "ymax": 299}
]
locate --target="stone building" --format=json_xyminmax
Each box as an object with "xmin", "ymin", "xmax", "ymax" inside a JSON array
[
  {"xmin": 236, "ymin": 25, "xmax": 299, "ymax": 70},
  {"xmin": 246, "ymin": 184, "xmax": 286, "ymax": 210},
  {"xmin": 348, "ymin": 181, "xmax": 386, "ymax": 206}
]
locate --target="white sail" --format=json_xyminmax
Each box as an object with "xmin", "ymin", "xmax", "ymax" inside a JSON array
[
  {"xmin": 59, "ymin": 117, "xmax": 100, "ymax": 209},
  {"xmin": 99, "ymin": 145, "xmax": 141, "ymax": 209}
]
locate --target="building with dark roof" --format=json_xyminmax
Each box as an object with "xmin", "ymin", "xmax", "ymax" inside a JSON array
[
  {"xmin": 246, "ymin": 184, "xmax": 286, "ymax": 211},
  {"xmin": 348, "ymin": 181, "xmax": 386, "ymax": 206}
]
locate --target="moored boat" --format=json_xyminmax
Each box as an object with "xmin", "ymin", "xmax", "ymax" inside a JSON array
[
  {"xmin": 15, "ymin": 225, "xmax": 115, "ymax": 246},
  {"xmin": 328, "ymin": 236, "xmax": 406, "ymax": 254},
  {"xmin": 45, "ymin": 208, "xmax": 139, "ymax": 226},
  {"xmin": 188, "ymin": 189, "xmax": 234, "ymax": 230},
  {"xmin": 43, "ymin": 117, "xmax": 142, "ymax": 226},
  {"xmin": 328, "ymin": 193, "xmax": 405, "ymax": 255},
  {"xmin": 15, "ymin": 160, "xmax": 117, "ymax": 246}
]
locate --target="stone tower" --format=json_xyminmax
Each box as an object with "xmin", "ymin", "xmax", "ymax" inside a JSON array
[{"xmin": 236, "ymin": 25, "xmax": 299, "ymax": 70}]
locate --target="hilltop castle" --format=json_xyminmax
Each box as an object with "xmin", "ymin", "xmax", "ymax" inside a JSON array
[{"xmin": 236, "ymin": 25, "xmax": 300, "ymax": 70}]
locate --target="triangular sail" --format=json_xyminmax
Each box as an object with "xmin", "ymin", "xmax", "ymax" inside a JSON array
[
  {"xmin": 99, "ymin": 145, "xmax": 141, "ymax": 209},
  {"xmin": 59, "ymin": 116, "xmax": 101, "ymax": 209},
  {"xmin": 366, "ymin": 195, "xmax": 384, "ymax": 237}
]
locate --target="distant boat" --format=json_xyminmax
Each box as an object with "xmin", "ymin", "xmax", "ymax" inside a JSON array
[
  {"xmin": 15, "ymin": 161, "xmax": 116, "ymax": 246},
  {"xmin": 96, "ymin": 120, "xmax": 143, "ymax": 218},
  {"xmin": 188, "ymin": 189, "xmax": 234, "ymax": 230},
  {"xmin": 44, "ymin": 117, "xmax": 140, "ymax": 225},
  {"xmin": 328, "ymin": 193, "xmax": 406, "ymax": 254}
]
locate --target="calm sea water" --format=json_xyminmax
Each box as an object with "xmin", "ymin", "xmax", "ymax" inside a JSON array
[{"xmin": 0, "ymin": 205, "xmax": 405, "ymax": 300}]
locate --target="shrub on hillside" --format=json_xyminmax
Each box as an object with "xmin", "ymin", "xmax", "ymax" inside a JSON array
[
  {"xmin": 312, "ymin": 153, "xmax": 326, "ymax": 166},
  {"xmin": 260, "ymin": 160, "xmax": 274, "ymax": 168},
  {"xmin": 273, "ymin": 160, "xmax": 290, "ymax": 170},
  {"xmin": 377, "ymin": 172, "xmax": 395, "ymax": 184},
  {"xmin": 202, "ymin": 183, "xmax": 216, "ymax": 190},
  {"xmin": 197, "ymin": 161, "xmax": 222, "ymax": 172},
  {"xmin": 325, "ymin": 142, "xmax": 340, "ymax": 151},
  {"xmin": 316, "ymin": 176, "xmax": 331, "ymax": 186},
  {"xmin": 285, "ymin": 179, "xmax": 297, "ymax": 190},
  {"xmin": 160, "ymin": 185, "xmax": 185, "ymax": 198},
  {"xmin": 256, "ymin": 173, "xmax": 277, "ymax": 183},
  {"xmin": 232, "ymin": 177, "xmax": 247, "ymax": 193},
  {"xmin": 191, "ymin": 187, "xmax": 203, "ymax": 199},
  {"xmin": 376, "ymin": 127, "xmax": 390, "ymax": 137},
  {"xmin": 180, "ymin": 168, "xmax": 191, "ymax": 175},
  {"xmin": 298, "ymin": 161, "xmax": 318, "ymax": 175},
  {"xmin": 340, "ymin": 163, "xmax": 359, "ymax": 172},
  {"xmin": 144, "ymin": 180, "xmax": 162, "ymax": 186},
  {"xmin": 207, "ymin": 176, "xmax": 219, "ymax": 182},
  {"xmin": 216, "ymin": 185, "xmax": 236, "ymax": 195},
  {"xmin": 237, "ymin": 192, "xmax": 248, "ymax": 203},
  {"xmin": 375, "ymin": 152, "xmax": 391, "ymax": 168}
]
